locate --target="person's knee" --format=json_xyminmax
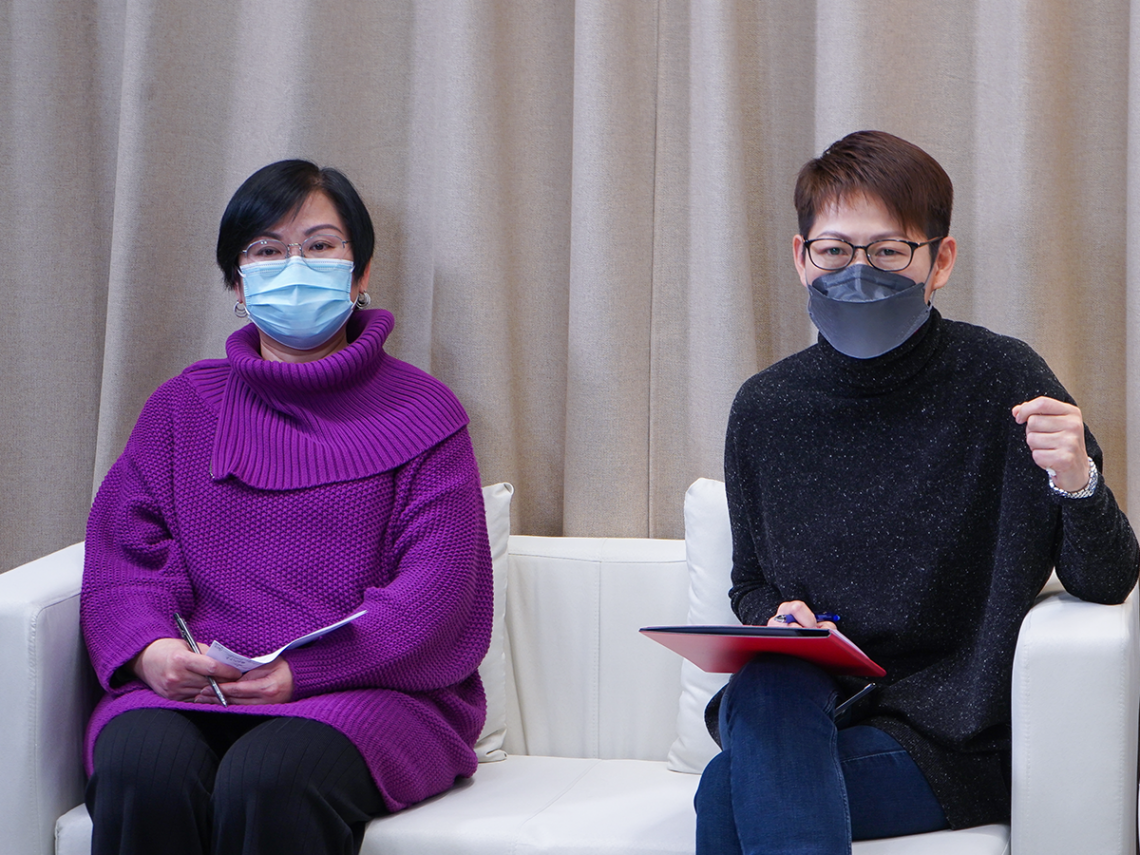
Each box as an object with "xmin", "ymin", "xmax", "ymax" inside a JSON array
[
  {"xmin": 214, "ymin": 717, "xmax": 343, "ymax": 805},
  {"xmin": 738, "ymin": 653, "xmax": 831, "ymax": 690},
  {"xmin": 90, "ymin": 709, "xmax": 216, "ymax": 808},
  {"xmin": 215, "ymin": 729, "xmax": 297, "ymax": 803},
  {"xmin": 726, "ymin": 655, "xmax": 834, "ymax": 713},
  {"xmin": 212, "ymin": 717, "xmax": 382, "ymax": 852}
]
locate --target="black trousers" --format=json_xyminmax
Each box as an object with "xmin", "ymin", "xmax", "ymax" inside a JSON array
[{"xmin": 86, "ymin": 708, "xmax": 388, "ymax": 855}]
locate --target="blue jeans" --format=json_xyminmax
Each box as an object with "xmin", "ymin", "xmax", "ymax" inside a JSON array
[{"xmin": 694, "ymin": 655, "xmax": 948, "ymax": 855}]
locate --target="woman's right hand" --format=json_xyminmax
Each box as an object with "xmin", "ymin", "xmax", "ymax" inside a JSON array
[
  {"xmin": 767, "ymin": 601, "xmax": 838, "ymax": 631},
  {"xmin": 131, "ymin": 638, "xmax": 243, "ymax": 702}
]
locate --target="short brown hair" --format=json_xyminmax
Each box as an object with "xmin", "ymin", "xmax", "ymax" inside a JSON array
[{"xmin": 794, "ymin": 130, "xmax": 952, "ymax": 240}]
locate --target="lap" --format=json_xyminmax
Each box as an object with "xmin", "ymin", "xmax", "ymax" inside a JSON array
[
  {"xmin": 93, "ymin": 708, "xmax": 268, "ymax": 775},
  {"xmin": 837, "ymin": 725, "xmax": 949, "ymax": 840},
  {"xmin": 89, "ymin": 710, "xmax": 386, "ymax": 855},
  {"xmin": 709, "ymin": 656, "xmax": 948, "ymax": 841},
  {"xmin": 92, "ymin": 708, "xmax": 382, "ymax": 806},
  {"xmin": 214, "ymin": 715, "xmax": 380, "ymax": 800}
]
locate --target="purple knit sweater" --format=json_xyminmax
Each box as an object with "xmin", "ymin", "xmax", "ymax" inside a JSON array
[{"xmin": 81, "ymin": 309, "xmax": 494, "ymax": 811}]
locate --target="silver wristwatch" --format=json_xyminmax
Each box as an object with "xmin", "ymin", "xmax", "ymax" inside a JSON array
[{"xmin": 1047, "ymin": 457, "xmax": 1098, "ymax": 499}]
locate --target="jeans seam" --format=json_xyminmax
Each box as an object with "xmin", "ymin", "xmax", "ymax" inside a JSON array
[
  {"xmin": 840, "ymin": 748, "xmax": 909, "ymax": 765},
  {"xmin": 833, "ymin": 725, "xmax": 852, "ymax": 855}
]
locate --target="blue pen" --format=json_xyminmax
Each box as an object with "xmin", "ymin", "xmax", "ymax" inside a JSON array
[{"xmin": 774, "ymin": 612, "xmax": 840, "ymax": 626}]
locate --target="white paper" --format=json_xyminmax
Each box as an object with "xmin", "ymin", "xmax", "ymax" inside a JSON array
[{"xmin": 206, "ymin": 609, "xmax": 368, "ymax": 673}]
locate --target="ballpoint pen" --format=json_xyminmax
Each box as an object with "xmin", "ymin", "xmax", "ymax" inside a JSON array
[
  {"xmin": 773, "ymin": 612, "xmax": 840, "ymax": 626},
  {"xmin": 174, "ymin": 613, "xmax": 228, "ymax": 707},
  {"xmin": 834, "ymin": 682, "xmax": 877, "ymax": 717}
]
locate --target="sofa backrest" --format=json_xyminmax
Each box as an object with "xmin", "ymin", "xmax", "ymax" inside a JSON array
[{"xmin": 502, "ymin": 535, "xmax": 689, "ymax": 761}]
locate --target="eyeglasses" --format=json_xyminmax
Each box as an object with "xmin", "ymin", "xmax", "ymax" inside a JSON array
[
  {"xmin": 240, "ymin": 234, "xmax": 352, "ymax": 273},
  {"xmin": 803, "ymin": 237, "xmax": 942, "ymax": 272}
]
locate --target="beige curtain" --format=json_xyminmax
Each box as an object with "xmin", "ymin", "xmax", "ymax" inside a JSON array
[{"xmin": 2, "ymin": 0, "xmax": 1136, "ymax": 571}]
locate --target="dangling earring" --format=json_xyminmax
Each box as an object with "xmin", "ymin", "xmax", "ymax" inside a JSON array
[
  {"xmin": 355, "ymin": 292, "xmax": 371, "ymax": 310},
  {"xmin": 234, "ymin": 301, "xmax": 248, "ymax": 319}
]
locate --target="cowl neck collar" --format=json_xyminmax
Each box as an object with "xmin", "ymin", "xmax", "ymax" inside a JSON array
[{"xmin": 194, "ymin": 309, "xmax": 468, "ymax": 489}]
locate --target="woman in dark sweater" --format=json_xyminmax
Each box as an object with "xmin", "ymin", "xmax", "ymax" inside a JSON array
[{"xmin": 694, "ymin": 131, "xmax": 1139, "ymax": 855}]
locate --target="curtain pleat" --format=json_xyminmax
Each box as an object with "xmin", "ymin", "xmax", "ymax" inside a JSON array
[{"xmin": 2, "ymin": 0, "xmax": 1137, "ymax": 569}]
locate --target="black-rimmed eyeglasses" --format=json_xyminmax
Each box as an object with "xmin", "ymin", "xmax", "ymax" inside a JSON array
[{"xmin": 804, "ymin": 237, "xmax": 942, "ymax": 272}]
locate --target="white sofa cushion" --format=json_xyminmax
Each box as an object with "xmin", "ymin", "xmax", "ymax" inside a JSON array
[
  {"xmin": 504, "ymin": 536, "xmax": 688, "ymax": 760},
  {"xmin": 667, "ymin": 478, "xmax": 738, "ymax": 774},
  {"xmin": 361, "ymin": 756, "xmax": 699, "ymax": 855},
  {"xmin": 855, "ymin": 827, "xmax": 1009, "ymax": 855},
  {"xmin": 475, "ymin": 481, "xmax": 513, "ymax": 762}
]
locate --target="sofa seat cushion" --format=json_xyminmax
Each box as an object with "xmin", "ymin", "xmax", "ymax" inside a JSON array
[
  {"xmin": 855, "ymin": 826, "xmax": 1008, "ymax": 855},
  {"xmin": 57, "ymin": 792, "xmax": 1008, "ymax": 855},
  {"xmin": 53, "ymin": 805, "xmax": 91, "ymax": 855},
  {"xmin": 364, "ymin": 755, "xmax": 699, "ymax": 854}
]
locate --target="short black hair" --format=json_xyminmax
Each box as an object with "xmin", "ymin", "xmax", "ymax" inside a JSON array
[{"xmin": 216, "ymin": 160, "xmax": 375, "ymax": 290}]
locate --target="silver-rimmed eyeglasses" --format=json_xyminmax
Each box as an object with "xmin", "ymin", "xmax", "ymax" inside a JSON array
[
  {"xmin": 804, "ymin": 237, "xmax": 942, "ymax": 272},
  {"xmin": 240, "ymin": 234, "xmax": 352, "ymax": 273}
]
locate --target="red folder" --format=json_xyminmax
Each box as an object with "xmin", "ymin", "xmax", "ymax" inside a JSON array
[{"xmin": 640, "ymin": 625, "xmax": 886, "ymax": 677}]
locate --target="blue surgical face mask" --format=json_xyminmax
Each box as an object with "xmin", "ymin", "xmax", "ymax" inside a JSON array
[
  {"xmin": 240, "ymin": 255, "xmax": 356, "ymax": 350},
  {"xmin": 806, "ymin": 264, "xmax": 930, "ymax": 359}
]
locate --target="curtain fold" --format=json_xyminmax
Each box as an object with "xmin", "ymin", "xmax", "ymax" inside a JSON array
[
  {"xmin": 2, "ymin": 0, "xmax": 112, "ymax": 567},
  {"xmin": 2, "ymin": 0, "xmax": 1136, "ymax": 570},
  {"xmin": 1128, "ymin": 0, "xmax": 1140, "ymax": 515},
  {"xmin": 561, "ymin": 0, "xmax": 660, "ymax": 536}
]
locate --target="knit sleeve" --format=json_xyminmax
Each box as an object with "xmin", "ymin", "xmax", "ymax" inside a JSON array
[
  {"xmin": 1005, "ymin": 341, "xmax": 1140, "ymax": 603},
  {"xmin": 724, "ymin": 384, "xmax": 784, "ymax": 626},
  {"xmin": 1051, "ymin": 430, "xmax": 1140, "ymax": 603},
  {"xmin": 285, "ymin": 427, "xmax": 494, "ymax": 698},
  {"xmin": 80, "ymin": 387, "xmax": 196, "ymax": 692}
]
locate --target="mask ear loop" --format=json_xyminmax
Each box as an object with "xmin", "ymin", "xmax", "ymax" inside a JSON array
[
  {"xmin": 235, "ymin": 265, "xmax": 249, "ymax": 318},
  {"xmin": 922, "ymin": 237, "xmax": 945, "ymax": 303}
]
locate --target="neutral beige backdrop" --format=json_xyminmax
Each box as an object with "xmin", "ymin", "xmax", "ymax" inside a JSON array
[{"xmin": 2, "ymin": 0, "xmax": 1136, "ymax": 571}]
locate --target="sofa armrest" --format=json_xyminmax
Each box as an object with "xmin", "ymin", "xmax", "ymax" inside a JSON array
[
  {"xmin": 0, "ymin": 542, "xmax": 94, "ymax": 855},
  {"xmin": 1011, "ymin": 584, "xmax": 1139, "ymax": 855}
]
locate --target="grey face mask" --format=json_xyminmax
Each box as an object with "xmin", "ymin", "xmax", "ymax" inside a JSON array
[{"xmin": 806, "ymin": 265, "xmax": 930, "ymax": 359}]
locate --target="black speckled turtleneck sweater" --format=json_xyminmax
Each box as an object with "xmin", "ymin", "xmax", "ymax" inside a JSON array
[{"xmin": 717, "ymin": 308, "xmax": 1139, "ymax": 829}]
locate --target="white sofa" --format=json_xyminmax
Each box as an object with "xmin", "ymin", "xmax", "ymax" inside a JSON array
[{"xmin": 2, "ymin": 479, "xmax": 1137, "ymax": 855}]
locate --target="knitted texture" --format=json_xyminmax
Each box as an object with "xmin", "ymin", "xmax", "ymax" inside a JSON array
[
  {"xmin": 201, "ymin": 309, "xmax": 470, "ymax": 489},
  {"xmin": 81, "ymin": 310, "xmax": 493, "ymax": 812},
  {"xmin": 719, "ymin": 309, "xmax": 1139, "ymax": 828}
]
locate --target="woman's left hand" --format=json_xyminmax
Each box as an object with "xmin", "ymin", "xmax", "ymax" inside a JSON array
[{"xmin": 195, "ymin": 657, "xmax": 294, "ymax": 705}]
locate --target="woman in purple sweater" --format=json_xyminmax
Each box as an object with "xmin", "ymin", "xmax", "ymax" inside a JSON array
[{"xmin": 81, "ymin": 160, "xmax": 494, "ymax": 855}]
